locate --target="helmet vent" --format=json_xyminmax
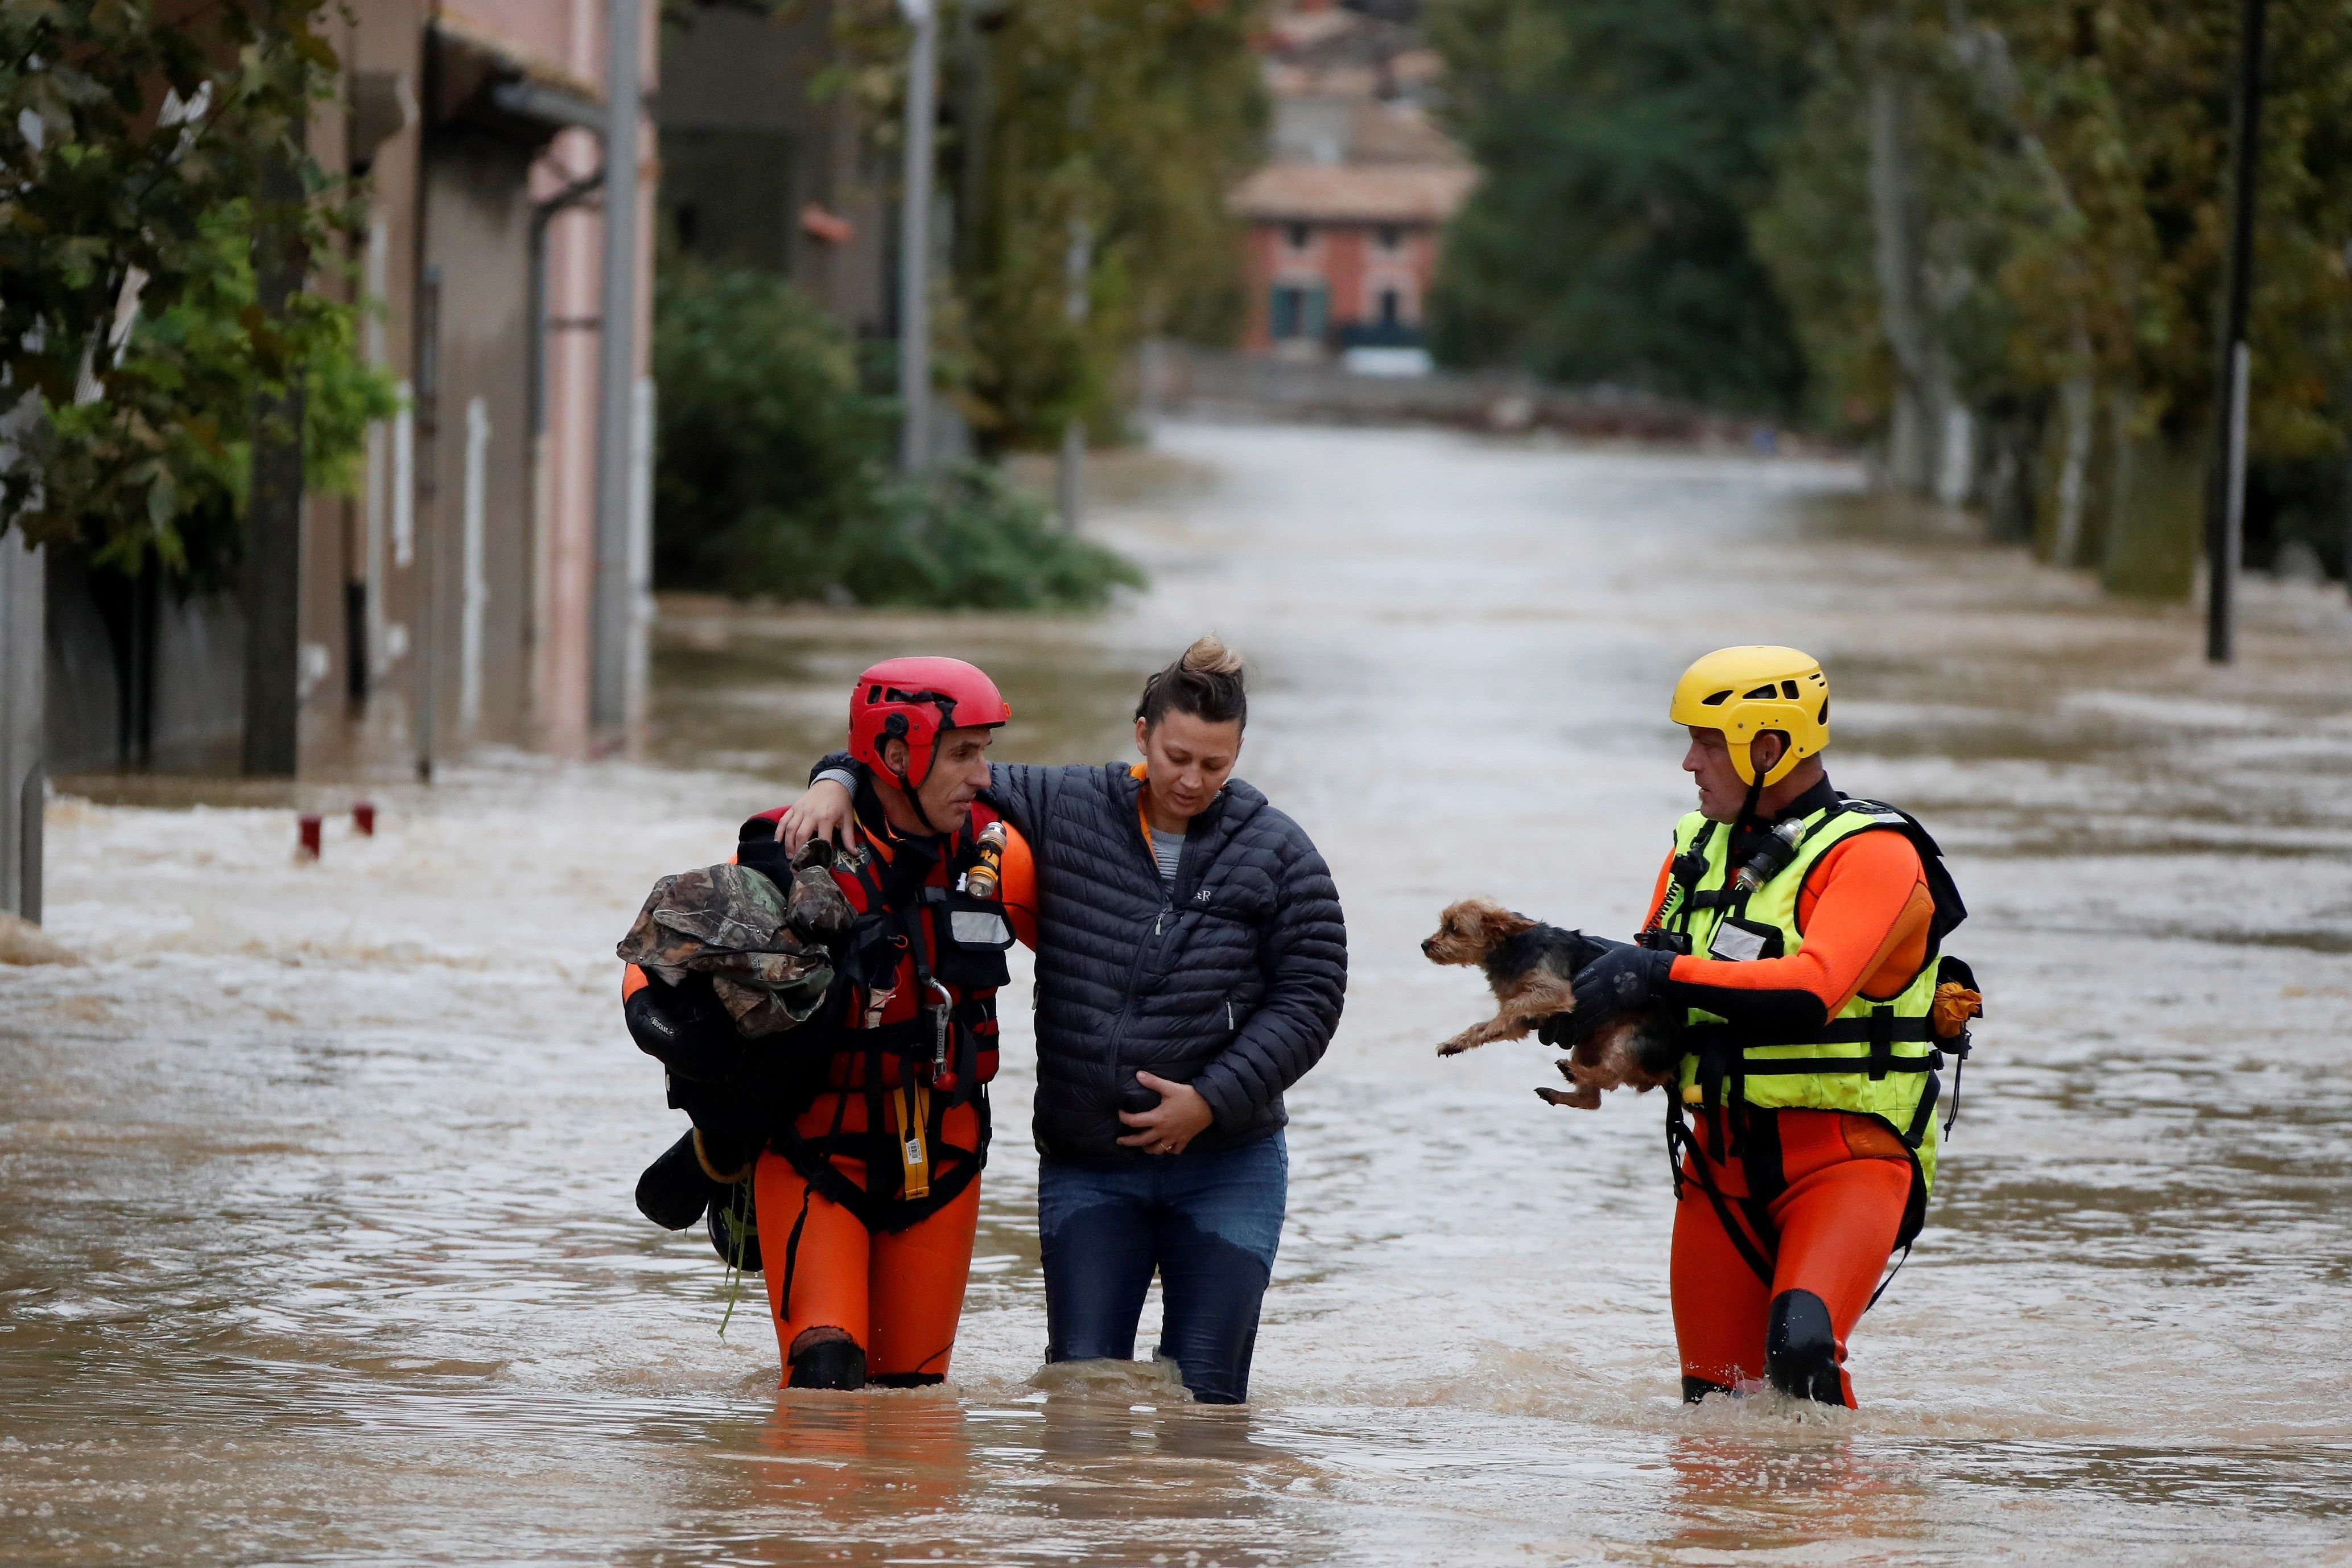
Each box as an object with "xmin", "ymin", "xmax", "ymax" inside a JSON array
[
  {"xmin": 1701, "ymin": 690, "xmax": 1732, "ymax": 707},
  {"xmin": 1781, "ymin": 680, "xmax": 1800, "ymax": 700},
  {"xmin": 1817, "ymin": 700, "xmax": 1829, "ymax": 723},
  {"xmin": 1743, "ymin": 684, "xmax": 1780, "ymax": 700}
]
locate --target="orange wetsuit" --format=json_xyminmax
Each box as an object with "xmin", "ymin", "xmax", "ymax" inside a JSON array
[
  {"xmin": 628, "ymin": 807, "xmax": 1035, "ymax": 1389},
  {"xmin": 1643, "ymin": 790, "xmax": 1933, "ymax": 1407}
]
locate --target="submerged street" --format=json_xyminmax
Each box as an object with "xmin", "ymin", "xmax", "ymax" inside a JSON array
[{"xmin": 5, "ymin": 421, "xmax": 2351, "ymax": 1564}]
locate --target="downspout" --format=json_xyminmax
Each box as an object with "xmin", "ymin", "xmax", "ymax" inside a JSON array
[{"xmin": 526, "ymin": 166, "xmax": 603, "ymax": 735}]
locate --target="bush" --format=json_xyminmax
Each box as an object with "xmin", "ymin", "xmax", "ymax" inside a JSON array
[{"xmin": 653, "ymin": 269, "xmax": 1144, "ymax": 610}]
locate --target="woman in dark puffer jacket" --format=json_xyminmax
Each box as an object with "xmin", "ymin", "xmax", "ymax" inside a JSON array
[{"xmin": 779, "ymin": 636, "xmax": 1346, "ymax": 1403}]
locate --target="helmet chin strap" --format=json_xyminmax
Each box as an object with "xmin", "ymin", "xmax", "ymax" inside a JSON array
[
  {"xmin": 888, "ymin": 764, "xmax": 946, "ymax": 837},
  {"xmin": 1734, "ymin": 743, "xmax": 1768, "ymax": 833}
]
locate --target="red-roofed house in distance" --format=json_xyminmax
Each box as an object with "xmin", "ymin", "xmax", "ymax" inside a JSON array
[{"xmin": 1229, "ymin": 1, "xmax": 1472, "ymax": 374}]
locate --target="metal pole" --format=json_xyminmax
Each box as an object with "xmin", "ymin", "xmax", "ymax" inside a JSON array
[
  {"xmin": 593, "ymin": 0, "xmax": 643, "ymax": 729},
  {"xmin": 2207, "ymin": 0, "xmax": 2267, "ymax": 664},
  {"xmin": 897, "ymin": 0, "xmax": 938, "ymax": 474},
  {"xmin": 0, "ymin": 525, "xmax": 42, "ymax": 923},
  {"xmin": 413, "ymin": 266, "xmax": 442, "ymax": 781}
]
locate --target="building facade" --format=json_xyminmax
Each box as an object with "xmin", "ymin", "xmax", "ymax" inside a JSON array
[
  {"xmin": 40, "ymin": 0, "xmax": 658, "ymax": 777},
  {"xmin": 1229, "ymin": 1, "xmax": 1471, "ymax": 370}
]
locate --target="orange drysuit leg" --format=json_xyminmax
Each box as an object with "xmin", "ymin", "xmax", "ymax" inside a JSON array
[
  {"xmin": 863, "ymin": 1177, "xmax": 980, "ymax": 1384},
  {"xmin": 754, "ymin": 1099, "xmax": 985, "ymax": 1389},
  {"xmin": 1671, "ymin": 1110, "xmax": 1912, "ymax": 1408},
  {"xmin": 1670, "ymin": 1137, "xmax": 1775, "ymax": 1398}
]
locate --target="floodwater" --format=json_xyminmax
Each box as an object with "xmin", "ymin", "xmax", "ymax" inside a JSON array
[{"xmin": 7, "ymin": 422, "xmax": 2352, "ymax": 1565}]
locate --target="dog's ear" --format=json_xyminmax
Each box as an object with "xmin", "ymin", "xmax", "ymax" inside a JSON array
[{"xmin": 1476, "ymin": 903, "xmax": 1537, "ymax": 943}]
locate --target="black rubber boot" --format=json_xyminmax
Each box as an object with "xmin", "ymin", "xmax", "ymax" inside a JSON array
[
  {"xmin": 636, "ymin": 1131, "xmax": 722, "ymax": 1231},
  {"xmin": 789, "ymin": 1336, "xmax": 868, "ymax": 1390},
  {"xmin": 707, "ymin": 1182, "xmax": 762, "ymax": 1272},
  {"xmin": 1765, "ymin": 1289, "xmax": 1847, "ymax": 1407}
]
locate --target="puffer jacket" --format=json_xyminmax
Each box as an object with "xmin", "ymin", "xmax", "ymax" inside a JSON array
[{"xmin": 810, "ymin": 754, "xmax": 1347, "ymax": 1162}]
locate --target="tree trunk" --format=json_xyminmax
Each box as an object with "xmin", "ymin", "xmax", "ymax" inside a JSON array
[
  {"xmin": 1865, "ymin": 33, "xmax": 1952, "ymax": 496},
  {"xmin": 2050, "ymin": 366, "xmax": 2095, "ymax": 565},
  {"xmin": 241, "ymin": 132, "xmax": 308, "ymax": 777},
  {"xmin": 2102, "ymin": 398, "xmax": 2205, "ymax": 600}
]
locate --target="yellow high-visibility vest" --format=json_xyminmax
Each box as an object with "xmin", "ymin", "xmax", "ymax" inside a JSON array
[{"xmin": 1660, "ymin": 799, "xmax": 1959, "ymax": 1192}]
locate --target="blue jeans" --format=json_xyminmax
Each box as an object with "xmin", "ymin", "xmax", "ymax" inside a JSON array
[{"xmin": 1037, "ymin": 1132, "xmax": 1288, "ymax": 1405}]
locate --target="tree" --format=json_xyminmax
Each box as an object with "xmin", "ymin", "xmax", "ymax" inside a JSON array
[
  {"xmin": 652, "ymin": 266, "xmax": 1144, "ymax": 607},
  {"xmin": 1426, "ymin": 0, "xmax": 1813, "ymax": 414},
  {"xmin": 1747, "ymin": 1, "xmax": 2352, "ymax": 591},
  {"xmin": 833, "ymin": 0, "xmax": 1265, "ymax": 449},
  {"xmin": 0, "ymin": 0, "xmax": 389, "ymax": 581}
]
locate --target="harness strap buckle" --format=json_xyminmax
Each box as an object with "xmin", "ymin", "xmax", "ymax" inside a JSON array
[{"xmin": 1867, "ymin": 1006, "xmax": 1895, "ymax": 1082}]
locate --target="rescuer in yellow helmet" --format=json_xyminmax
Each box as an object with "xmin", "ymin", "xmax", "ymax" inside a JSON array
[{"xmin": 1554, "ymin": 646, "xmax": 1981, "ymax": 1407}]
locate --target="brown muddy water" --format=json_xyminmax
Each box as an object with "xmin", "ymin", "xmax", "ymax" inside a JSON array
[{"xmin": 6, "ymin": 422, "xmax": 2352, "ymax": 1565}]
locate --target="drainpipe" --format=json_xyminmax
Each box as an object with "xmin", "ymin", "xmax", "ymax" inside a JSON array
[{"xmin": 527, "ymin": 167, "xmax": 603, "ymax": 732}]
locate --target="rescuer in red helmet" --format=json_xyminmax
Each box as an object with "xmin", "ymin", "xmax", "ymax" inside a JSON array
[{"xmin": 624, "ymin": 656, "xmax": 1038, "ymax": 1389}]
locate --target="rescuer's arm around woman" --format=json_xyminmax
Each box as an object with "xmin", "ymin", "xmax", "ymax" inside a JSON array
[{"xmin": 774, "ymin": 636, "xmax": 1347, "ymax": 1403}]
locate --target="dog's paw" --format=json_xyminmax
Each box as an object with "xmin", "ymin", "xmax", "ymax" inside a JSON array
[
  {"xmin": 1436, "ymin": 1035, "xmax": 1477, "ymax": 1057},
  {"xmin": 1534, "ymin": 1084, "xmax": 1602, "ymax": 1110}
]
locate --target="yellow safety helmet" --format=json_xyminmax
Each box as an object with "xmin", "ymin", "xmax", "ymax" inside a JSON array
[{"xmin": 1668, "ymin": 646, "xmax": 1830, "ymax": 787}]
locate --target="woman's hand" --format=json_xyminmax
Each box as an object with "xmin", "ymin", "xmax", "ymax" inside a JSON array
[
  {"xmin": 775, "ymin": 779, "xmax": 860, "ymax": 852},
  {"xmin": 1116, "ymin": 1071, "xmax": 1214, "ymax": 1156}
]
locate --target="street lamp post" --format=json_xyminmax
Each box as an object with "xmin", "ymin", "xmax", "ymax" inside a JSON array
[
  {"xmin": 592, "ymin": 0, "xmax": 643, "ymax": 733},
  {"xmin": 2206, "ymin": 0, "xmax": 2268, "ymax": 665}
]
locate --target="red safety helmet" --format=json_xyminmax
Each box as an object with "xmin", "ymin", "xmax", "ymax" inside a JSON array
[{"xmin": 849, "ymin": 657, "xmax": 1012, "ymax": 791}]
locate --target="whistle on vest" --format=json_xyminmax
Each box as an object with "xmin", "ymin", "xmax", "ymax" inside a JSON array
[{"xmin": 892, "ymin": 1083, "xmax": 932, "ymax": 1199}]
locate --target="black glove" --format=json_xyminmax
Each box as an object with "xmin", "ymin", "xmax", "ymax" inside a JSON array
[
  {"xmin": 1535, "ymin": 934, "xmax": 1633, "ymax": 1045},
  {"xmin": 1562, "ymin": 942, "xmax": 1676, "ymax": 1042}
]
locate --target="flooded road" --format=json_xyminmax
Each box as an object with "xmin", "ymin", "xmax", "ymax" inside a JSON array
[{"xmin": 6, "ymin": 421, "xmax": 2352, "ymax": 1565}]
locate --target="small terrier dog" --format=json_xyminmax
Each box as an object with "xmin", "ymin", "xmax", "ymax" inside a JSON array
[{"xmin": 1420, "ymin": 897, "xmax": 1683, "ymax": 1109}]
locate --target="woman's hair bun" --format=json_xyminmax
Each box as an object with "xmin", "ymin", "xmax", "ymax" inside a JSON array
[
  {"xmin": 1179, "ymin": 634, "xmax": 1244, "ymax": 679},
  {"xmin": 1138, "ymin": 634, "xmax": 1247, "ymax": 729}
]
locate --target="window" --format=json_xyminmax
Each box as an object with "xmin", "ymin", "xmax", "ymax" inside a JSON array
[
  {"xmin": 1269, "ymin": 282, "xmax": 1328, "ymax": 341},
  {"xmin": 1376, "ymin": 224, "xmax": 1403, "ymax": 253},
  {"xmin": 1377, "ymin": 288, "xmax": 1401, "ymax": 328},
  {"xmin": 1286, "ymin": 222, "xmax": 1312, "ymax": 250}
]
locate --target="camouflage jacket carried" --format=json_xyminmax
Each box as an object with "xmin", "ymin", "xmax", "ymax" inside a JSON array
[{"xmin": 614, "ymin": 845, "xmax": 853, "ymax": 1037}]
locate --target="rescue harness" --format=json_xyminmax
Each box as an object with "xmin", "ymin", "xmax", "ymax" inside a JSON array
[{"xmin": 1642, "ymin": 797, "xmax": 1983, "ymax": 1295}]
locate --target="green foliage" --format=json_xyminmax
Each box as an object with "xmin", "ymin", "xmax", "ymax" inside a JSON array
[
  {"xmin": 0, "ymin": 0, "xmax": 369, "ymax": 577},
  {"xmin": 34, "ymin": 203, "xmax": 398, "ymax": 588},
  {"xmin": 851, "ymin": 463, "xmax": 1147, "ymax": 610},
  {"xmin": 833, "ymin": 0, "xmax": 1265, "ymax": 448},
  {"xmin": 1747, "ymin": 1, "xmax": 2352, "ymax": 573},
  {"xmin": 1426, "ymin": 0, "xmax": 1812, "ymax": 414},
  {"xmin": 653, "ymin": 267, "xmax": 1144, "ymax": 609}
]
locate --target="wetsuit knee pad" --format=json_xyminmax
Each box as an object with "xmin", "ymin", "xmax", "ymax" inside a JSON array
[
  {"xmin": 1764, "ymin": 1289, "xmax": 1845, "ymax": 1407},
  {"xmin": 787, "ymin": 1335, "xmax": 868, "ymax": 1391}
]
